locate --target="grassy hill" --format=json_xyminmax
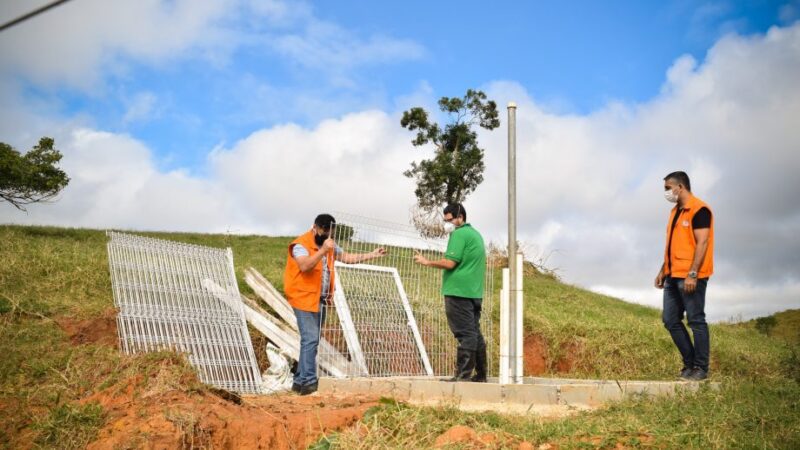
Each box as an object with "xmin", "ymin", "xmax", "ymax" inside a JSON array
[
  {"xmin": 742, "ymin": 309, "xmax": 800, "ymax": 345},
  {"xmin": 1, "ymin": 225, "xmax": 798, "ymax": 449}
]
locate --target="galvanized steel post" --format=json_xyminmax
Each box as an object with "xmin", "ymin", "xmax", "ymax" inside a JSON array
[{"xmin": 507, "ymin": 102, "xmax": 520, "ymax": 383}]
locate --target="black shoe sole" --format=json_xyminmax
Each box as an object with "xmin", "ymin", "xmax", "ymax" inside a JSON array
[{"xmin": 299, "ymin": 383, "xmax": 319, "ymax": 395}]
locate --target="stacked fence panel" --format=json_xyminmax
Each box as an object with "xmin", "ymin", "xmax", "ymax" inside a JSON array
[{"xmin": 106, "ymin": 231, "xmax": 262, "ymax": 394}]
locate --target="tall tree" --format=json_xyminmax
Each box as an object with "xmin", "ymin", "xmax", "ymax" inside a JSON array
[
  {"xmin": 0, "ymin": 137, "xmax": 70, "ymax": 211},
  {"xmin": 401, "ymin": 89, "xmax": 499, "ymax": 234}
]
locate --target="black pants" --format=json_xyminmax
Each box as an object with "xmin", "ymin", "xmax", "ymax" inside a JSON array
[{"xmin": 444, "ymin": 296, "xmax": 486, "ymax": 353}]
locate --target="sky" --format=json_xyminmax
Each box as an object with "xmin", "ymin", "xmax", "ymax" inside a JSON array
[{"xmin": 1, "ymin": 0, "xmax": 799, "ymax": 322}]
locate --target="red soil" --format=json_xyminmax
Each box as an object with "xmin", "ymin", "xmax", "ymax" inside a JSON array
[
  {"xmin": 57, "ymin": 308, "xmax": 118, "ymax": 348},
  {"xmin": 82, "ymin": 375, "xmax": 379, "ymax": 450}
]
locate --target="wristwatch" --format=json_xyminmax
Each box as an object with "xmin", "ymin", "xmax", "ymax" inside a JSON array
[{"xmin": 688, "ymin": 271, "xmax": 698, "ymax": 279}]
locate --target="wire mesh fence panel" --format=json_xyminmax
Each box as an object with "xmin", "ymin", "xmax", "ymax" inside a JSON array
[
  {"xmin": 325, "ymin": 263, "xmax": 432, "ymax": 377},
  {"xmin": 320, "ymin": 213, "xmax": 496, "ymax": 378},
  {"xmin": 106, "ymin": 231, "xmax": 263, "ymax": 394}
]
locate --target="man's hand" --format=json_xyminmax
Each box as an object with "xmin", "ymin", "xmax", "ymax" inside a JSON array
[
  {"xmin": 654, "ymin": 271, "xmax": 665, "ymax": 289},
  {"xmin": 413, "ymin": 251, "xmax": 428, "ymax": 266},
  {"xmin": 684, "ymin": 276, "xmax": 697, "ymax": 294},
  {"xmin": 371, "ymin": 247, "xmax": 387, "ymax": 258},
  {"xmin": 321, "ymin": 237, "xmax": 336, "ymax": 253}
]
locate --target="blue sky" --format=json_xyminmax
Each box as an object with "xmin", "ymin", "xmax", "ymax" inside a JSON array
[
  {"xmin": 2, "ymin": 0, "xmax": 799, "ymax": 321},
  {"xmin": 6, "ymin": 0, "xmax": 794, "ymax": 172}
]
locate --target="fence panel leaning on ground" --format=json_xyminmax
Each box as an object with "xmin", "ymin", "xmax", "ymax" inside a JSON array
[
  {"xmin": 106, "ymin": 231, "xmax": 263, "ymax": 394},
  {"xmin": 320, "ymin": 213, "xmax": 496, "ymax": 378}
]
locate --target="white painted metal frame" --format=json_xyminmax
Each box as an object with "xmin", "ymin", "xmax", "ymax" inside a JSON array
[
  {"xmin": 499, "ymin": 253, "xmax": 524, "ymax": 384},
  {"xmin": 332, "ymin": 262, "xmax": 434, "ymax": 377},
  {"xmin": 106, "ymin": 231, "xmax": 263, "ymax": 394}
]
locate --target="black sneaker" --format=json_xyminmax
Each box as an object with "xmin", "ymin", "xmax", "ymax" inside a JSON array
[
  {"xmin": 300, "ymin": 381, "xmax": 318, "ymax": 395},
  {"xmin": 291, "ymin": 383, "xmax": 303, "ymax": 393},
  {"xmin": 679, "ymin": 367, "xmax": 694, "ymax": 380},
  {"xmin": 688, "ymin": 367, "xmax": 709, "ymax": 381}
]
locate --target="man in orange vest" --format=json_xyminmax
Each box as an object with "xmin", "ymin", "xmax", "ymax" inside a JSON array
[
  {"xmin": 284, "ymin": 214, "xmax": 386, "ymax": 395},
  {"xmin": 655, "ymin": 171, "xmax": 714, "ymax": 381}
]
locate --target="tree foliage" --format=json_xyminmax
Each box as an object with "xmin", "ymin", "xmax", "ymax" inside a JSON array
[
  {"xmin": 400, "ymin": 89, "xmax": 500, "ymax": 211},
  {"xmin": 0, "ymin": 137, "xmax": 70, "ymax": 211},
  {"xmin": 755, "ymin": 316, "xmax": 778, "ymax": 336}
]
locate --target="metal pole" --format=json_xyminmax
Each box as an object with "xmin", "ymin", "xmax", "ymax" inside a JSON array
[{"xmin": 507, "ymin": 102, "xmax": 518, "ymax": 382}]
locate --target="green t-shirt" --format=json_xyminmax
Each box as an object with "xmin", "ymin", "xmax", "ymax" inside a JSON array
[{"xmin": 442, "ymin": 223, "xmax": 486, "ymax": 298}]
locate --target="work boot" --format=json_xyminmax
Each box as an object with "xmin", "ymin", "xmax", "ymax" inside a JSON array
[
  {"xmin": 299, "ymin": 381, "xmax": 318, "ymax": 395},
  {"xmin": 471, "ymin": 346, "xmax": 487, "ymax": 382},
  {"xmin": 445, "ymin": 349, "xmax": 476, "ymax": 382},
  {"xmin": 687, "ymin": 367, "xmax": 708, "ymax": 381}
]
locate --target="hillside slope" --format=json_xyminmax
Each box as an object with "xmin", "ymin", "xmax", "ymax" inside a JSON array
[{"xmin": 1, "ymin": 225, "xmax": 797, "ymax": 449}]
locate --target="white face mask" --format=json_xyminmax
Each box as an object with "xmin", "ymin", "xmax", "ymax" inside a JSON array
[
  {"xmin": 443, "ymin": 222, "xmax": 456, "ymax": 233},
  {"xmin": 664, "ymin": 189, "xmax": 679, "ymax": 203}
]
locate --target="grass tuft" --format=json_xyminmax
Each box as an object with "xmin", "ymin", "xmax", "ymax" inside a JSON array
[{"xmin": 33, "ymin": 402, "xmax": 105, "ymax": 449}]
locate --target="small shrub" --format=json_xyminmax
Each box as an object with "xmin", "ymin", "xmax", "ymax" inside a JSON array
[
  {"xmin": 755, "ymin": 316, "xmax": 778, "ymax": 336},
  {"xmin": 781, "ymin": 345, "xmax": 800, "ymax": 383}
]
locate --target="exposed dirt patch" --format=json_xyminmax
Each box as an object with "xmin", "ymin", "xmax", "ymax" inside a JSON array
[
  {"xmin": 523, "ymin": 334, "xmax": 548, "ymax": 375},
  {"xmin": 434, "ymin": 425, "xmax": 479, "ymax": 447},
  {"xmin": 523, "ymin": 334, "xmax": 585, "ymax": 375},
  {"xmin": 433, "ymin": 425, "xmax": 531, "ymax": 449},
  {"xmin": 554, "ymin": 341, "xmax": 583, "ymax": 373},
  {"xmin": 57, "ymin": 309, "xmax": 118, "ymax": 347},
  {"xmin": 82, "ymin": 375, "xmax": 379, "ymax": 450}
]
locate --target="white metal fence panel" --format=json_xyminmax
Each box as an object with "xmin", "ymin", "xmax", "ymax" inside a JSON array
[
  {"xmin": 319, "ymin": 213, "xmax": 495, "ymax": 378},
  {"xmin": 330, "ymin": 262, "xmax": 433, "ymax": 377},
  {"xmin": 106, "ymin": 231, "xmax": 262, "ymax": 394}
]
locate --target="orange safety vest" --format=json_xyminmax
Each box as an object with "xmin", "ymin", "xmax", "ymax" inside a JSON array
[
  {"xmin": 664, "ymin": 194, "xmax": 714, "ymax": 278},
  {"xmin": 283, "ymin": 230, "xmax": 335, "ymax": 313}
]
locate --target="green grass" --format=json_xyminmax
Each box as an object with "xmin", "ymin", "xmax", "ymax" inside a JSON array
[
  {"xmin": 0, "ymin": 225, "xmax": 291, "ymax": 449},
  {"xmin": 1, "ymin": 224, "xmax": 798, "ymax": 449},
  {"xmin": 324, "ymin": 381, "xmax": 800, "ymax": 449},
  {"xmin": 510, "ymin": 269, "xmax": 791, "ymax": 381},
  {"xmin": 739, "ymin": 309, "xmax": 800, "ymax": 345}
]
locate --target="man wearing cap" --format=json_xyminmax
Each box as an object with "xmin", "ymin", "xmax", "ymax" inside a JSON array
[
  {"xmin": 655, "ymin": 171, "xmax": 714, "ymax": 381},
  {"xmin": 284, "ymin": 213, "xmax": 386, "ymax": 395}
]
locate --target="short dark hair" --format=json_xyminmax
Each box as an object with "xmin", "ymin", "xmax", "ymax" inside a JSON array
[
  {"xmin": 314, "ymin": 213, "xmax": 336, "ymax": 230},
  {"xmin": 664, "ymin": 171, "xmax": 691, "ymax": 192},
  {"xmin": 443, "ymin": 203, "xmax": 466, "ymax": 221}
]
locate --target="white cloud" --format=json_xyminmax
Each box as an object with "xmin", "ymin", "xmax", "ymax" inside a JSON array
[
  {"xmin": 0, "ymin": 0, "xmax": 425, "ymax": 92},
  {"xmin": 592, "ymin": 282, "xmax": 800, "ymax": 323},
  {"xmin": 0, "ymin": 0, "xmax": 242, "ymax": 90},
  {"xmin": 0, "ymin": 128, "xmax": 254, "ymax": 233},
  {"xmin": 2, "ymin": 23, "xmax": 799, "ymax": 321},
  {"xmin": 270, "ymin": 20, "xmax": 426, "ymax": 74},
  {"xmin": 467, "ymin": 23, "xmax": 800, "ymax": 321},
  {"xmin": 122, "ymin": 91, "xmax": 159, "ymax": 124},
  {"xmin": 210, "ymin": 110, "xmax": 419, "ymax": 234}
]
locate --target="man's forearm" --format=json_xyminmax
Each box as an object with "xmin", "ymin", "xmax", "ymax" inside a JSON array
[
  {"xmin": 425, "ymin": 258, "xmax": 457, "ymax": 270},
  {"xmin": 297, "ymin": 250, "xmax": 328, "ymax": 272},
  {"xmin": 689, "ymin": 241, "xmax": 709, "ymax": 273},
  {"xmin": 339, "ymin": 252, "xmax": 374, "ymax": 264}
]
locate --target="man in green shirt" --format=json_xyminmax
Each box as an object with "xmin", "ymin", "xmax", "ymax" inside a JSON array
[{"xmin": 414, "ymin": 203, "xmax": 487, "ymax": 382}]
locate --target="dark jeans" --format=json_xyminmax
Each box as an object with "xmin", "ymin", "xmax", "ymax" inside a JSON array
[
  {"xmin": 444, "ymin": 296, "xmax": 486, "ymax": 353},
  {"xmin": 293, "ymin": 300, "xmax": 326, "ymax": 386},
  {"xmin": 662, "ymin": 277, "xmax": 710, "ymax": 371}
]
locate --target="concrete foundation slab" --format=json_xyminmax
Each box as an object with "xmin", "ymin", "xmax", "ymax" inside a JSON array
[{"xmin": 318, "ymin": 376, "xmax": 717, "ymax": 416}]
